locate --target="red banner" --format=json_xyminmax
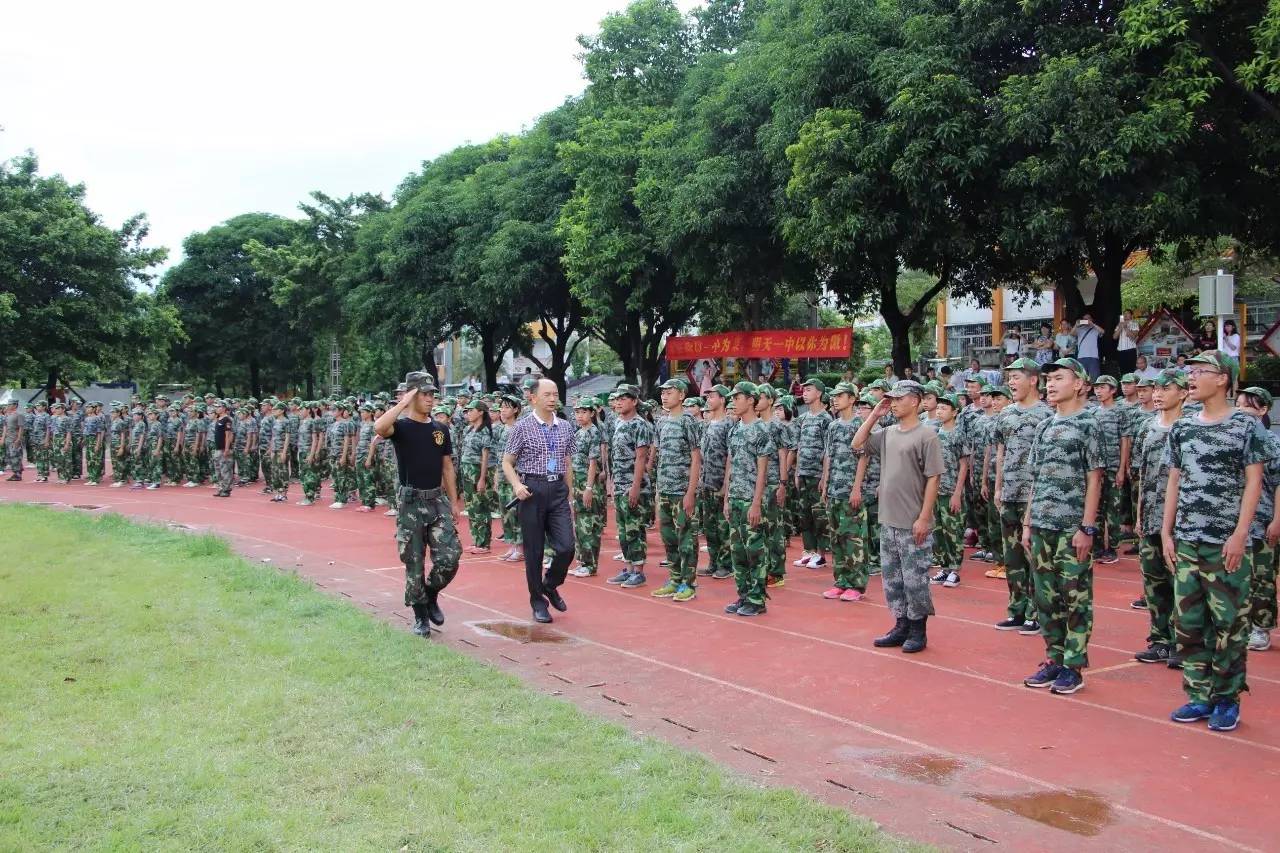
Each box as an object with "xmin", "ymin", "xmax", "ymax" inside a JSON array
[{"xmin": 665, "ymin": 328, "xmax": 853, "ymax": 360}]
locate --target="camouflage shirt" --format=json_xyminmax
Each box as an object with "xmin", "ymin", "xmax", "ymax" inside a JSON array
[
  {"xmin": 462, "ymin": 425, "xmax": 494, "ymax": 466},
  {"xmin": 698, "ymin": 417, "xmax": 732, "ymax": 492},
  {"xmin": 1027, "ymin": 408, "xmax": 1105, "ymax": 532},
  {"xmin": 109, "ymin": 417, "xmax": 129, "ymax": 448},
  {"xmin": 609, "ymin": 416, "xmax": 653, "ymax": 493},
  {"xmin": 130, "ymin": 420, "xmax": 147, "ymax": 447},
  {"xmin": 324, "ymin": 419, "xmax": 345, "ymax": 457},
  {"xmin": 1136, "ymin": 417, "xmax": 1175, "ymax": 538},
  {"xmin": 572, "ymin": 424, "xmax": 603, "ymax": 482},
  {"xmin": 297, "ymin": 417, "xmax": 315, "ymax": 454},
  {"xmin": 823, "ymin": 415, "xmax": 859, "ymax": 500},
  {"xmin": 995, "ymin": 401, "xmax": 1053, "ymax": 503},
  {"xmin": 145, "ymin": 420, "xmax": 163, "ymax": 449},
  {"xmin": 260, "ymin": 416, "xmax": 274, "ymax": 449},
  {"xmin": 32, "ymin": 412, "xmax": 50, "ymax": 444},
  {"xmin": 1255, "ymin": 427, "xmax": 1280, "ymax": 542},
  {"xmin": 795, "ymin": 411, "xmax": 832, "ymax": 480},
  {"xmin": 50, "ymin": 414, "xmax": 70, "ymax": 440},
  {"xmin": 655, "ymin": 411, "xmax": 700, "ymax": 495},
  {"xmin": 1125, "ymin": 406, "xmax": 1158, "ymax": 469},
  {"xmin": 269, "ymin": 416, "xmax": 290, "ymax": 452},
  {"xmin": 764, "ymin": 419, "xmax": 791, "ymax": 488},
  {"xmin": 356, "ymin": 421, "xmax": 376, "ymax": 458},
  {"xmin": 1093, "ymin": 403, "xmax": 1123, "ymax": 472},
  {"xmin": 936, "ymin": 424, "xmax": 970, "ymax": 496},
  {"xmin": 82, "ymin": 413, "xmax": 103, "ymax": 437},
  {"xmin": 726, "ymin": 418, "xmax": 776, "ymax": 501},
  {"xmin": 857, "ymin": 419, "xmax": 882, "ymax": 503},
  {"xmin": 490, "ymin": 423, "xmax": 508, "ymax": 462},
  {"xmin": 1167, "ymin": 411, "xmax": 1270, "ymax": 545}
]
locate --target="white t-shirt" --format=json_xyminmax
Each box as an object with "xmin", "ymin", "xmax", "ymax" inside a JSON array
[
  {"xmin": 1004, "ymin": 333, "xmax": 1021, "ymax": 356},
  {"xmin": 1136, "ymin": 365, "xmax": 1160, "ymax": 380},
  {"xmin": 1117, "ymin": 319, "xmax": 1138, "ymax": 352},
  {"xmin": 1222, "ymin": 333, "xmax": 1241, "ymax": 358}
]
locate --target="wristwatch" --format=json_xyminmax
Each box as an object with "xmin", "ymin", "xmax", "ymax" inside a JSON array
[{"xmin": 1079, "ymin": 525, "xmax": 1098, "ymax": 537}]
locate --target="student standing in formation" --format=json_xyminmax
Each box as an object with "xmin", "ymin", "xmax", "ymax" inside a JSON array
[
  {"xmin": 820, "ymin": 381, "xmax": 867, "ymax": 601},
  {"xmin": 652, "ymin": 378, "xmax": 701, "ymax": 602},
  {"xmin": 606, "ymin": 385, "xmax": 652, "ymax": 589},
  {"xmin": 1133, "ymin": 369, "xmax": 1188, "ymax": 665},
  {"xmin": 356, "ymin": 404, "xmax": 380, "ymax": 511},
  {"xmin": 794, "ymin": 378, "xmax": 832, "ymax": 571},
  {"xmin": 855, "ymin": 381, "xmax": 944, "ymax": 653},
  {"xmin": 3, "ymin": 400, "xmax": 25, "ymax": 481},
  {"xmin": 993, "ymin": 359, "xmax": 1053, "ymax": 632},
  {"xmin": 109, "ymin": 403, "xmax": 131, "ymax": 487},
  {"xmin": 698, "ymin": 384, "xmax": 733, "ymax": 580},
  {"xmin": 268, "ymin": 402, "xmax": 291, "ymax": 502},
  {"xmin": 82, "ymin": 402, "xmax": 104, "ymax": 485},
  {"xmin": 210, "ymin": 400, "xmax": 234, "ymax": 498},
  {"xmin": 1090, "ymin": 375, "xmax": 1123, "ymax": 563},
  {"xmin": 1163, "ymin": 351, "xmax": 1267, "ymax": 731},
  {"xmin": 1235, "ymin": 386, "xmax": 1280, "ymax": 653},
  {"xmin": 723, "ymin": 382, "xmax": 776, "ymax": 617},
  {"xmin": 930, "ymin": 394, "xmax": 969, "ymax": 588},
  {"xmin": 852, "ymin": 395, "xmax": 883, "ymax": 578},
  {"xmin": 128, "ymin": 408, "xmax": 147, "ymax": 488},
  {"xmin": 31, "ymin": 401, "xmax": 50, "ymax": 482},
  {"xmin": 1116, "ymin": 373, "xmax": 1140, "ymax": 554},
  {"xmin": 755, "ymin": 384, "xmax": 791, "ymax": 588},
  {"xmin": 569, "ymin": 397, "xmax": 606, "ymax": 577},
  {"xmin": 461, "ymin": 400, "xmax": 495, "ymax": 554},
  {"xmin": 1022, "ymin": 358, "xmax": 1104, "ymax": 695}
]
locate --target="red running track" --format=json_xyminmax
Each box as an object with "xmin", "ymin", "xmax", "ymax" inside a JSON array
[{"xmin": 5, "ymin": 477, "xmax": 1279, "ymax": 850}]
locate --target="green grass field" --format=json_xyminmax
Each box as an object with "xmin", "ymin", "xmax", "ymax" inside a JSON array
[{"xmin": 0, "ymin": 504, "xmax": 908, "ymax": 851}]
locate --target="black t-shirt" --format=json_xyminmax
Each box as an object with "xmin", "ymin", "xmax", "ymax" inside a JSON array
[
  {"xmin": 388, "ymin": 417, "xmax": 452, "ymax": 489},
  {"xmin": 213, "ymin": 415, "xmax": 233, "ymax": 451}
]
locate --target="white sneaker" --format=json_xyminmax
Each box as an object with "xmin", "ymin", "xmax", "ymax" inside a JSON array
[
  {"xmin": 183, "ymin": 481, "xmax": 196, "ymax": 487},
  {"xmin": 793, "ymin": 552, "xmax": 814, "ymax": 567},
  {"xmin": 110, "ymin": 482, "xmax": 123, "ymax": 488},
  {"xmin": 1248, "ymin": 626, "xmax": 1271, "ymax": 652},
  {"xmin": 612, "ymin": 552, "xmax": 626, "ymax": 562},
  {"xmin": 375, "ymin": 498, "xmax": 387, "ymax": 506},
  {"xmin": 329, "ymin": 502, "xmax": 346, "ymax": 509},
  {"xmin": 943, "ymin": 570, "xmax": 961, "ymax": 588},
  {"xmin": 805, "ymin": 554, "xmax": 826, "ymax": 569},
  {"xmin": 146, "ymin": 483, "xmax": 159, "ymax": 490},
  {"xmin": 384, "ymin": 509, "xmax": 396, "ymax": 517},
  {"xmin": 86, "ymin": 481, "xmax": 98, "ymax": 486},
  {"xmin": 296, "ymin": 499, "xmax": 313, "ymax": 506}
]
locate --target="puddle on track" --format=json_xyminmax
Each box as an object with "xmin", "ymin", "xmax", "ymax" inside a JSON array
[
  {"xmin": 72, "ymin": 505, "xmax": 103, "ymax": 510},
  {"xmin": 471, "ymin": 621, "xmax": 571, "ymax": 644},
  {"xmin": 871, "ymin": 754, "xmax": 965, "ymax": 785},
  {"xmin": 972, "ymin": 789, "xmax": 1113, "ymax": 837}
]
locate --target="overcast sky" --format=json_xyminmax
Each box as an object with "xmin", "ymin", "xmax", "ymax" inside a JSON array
[{"xmin": 4, "ymin": 0, "xmax": 695, "ymax": 270}]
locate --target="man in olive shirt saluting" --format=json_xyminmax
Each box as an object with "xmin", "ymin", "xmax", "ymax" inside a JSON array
[{"xmin": 853, "ymin": 380, "xmax": 945, "ymax": 653}]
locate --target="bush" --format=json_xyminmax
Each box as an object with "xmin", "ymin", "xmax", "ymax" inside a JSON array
[
  {"xmin": 857, "ymin": 366, "xmax": 883, "ymax": 385},
  {"xmin": 808, "ymin": 372, "xmax": 845, "ymax": 389},
  {"xmin": 1248, "ymin": 355, "xmax": 1280, "ymax": 382}
]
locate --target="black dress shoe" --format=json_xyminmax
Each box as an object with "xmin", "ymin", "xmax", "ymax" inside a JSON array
[
  {"xmin": 531, "ymin": 597, "xmax": 553, "ymax": 623},
  {"xmin": 425, "ymin": 591, "xmax": 445, "ymax": 626},
  {"xmin": 543, "ymin": 586, "xmax": 567, "ymax": 612}
]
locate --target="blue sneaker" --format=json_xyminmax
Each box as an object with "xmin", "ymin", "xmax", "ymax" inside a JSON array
[
  {"xmin": 1049, "ymin": 667, "xmax": 1084, "ymax": 695},
  {"xmin": 1023, "ymin": 661, "xmax": 1064, "ymax": 689},
  {"xmin": 1170, "ymin": 701, "xmax": 1214, "ymax": 723},
  {"xmin": 1208, "ymin": 700, "xmax": 1240, "ymax": 732},
  {"xmin": 606, "ymin": 569, "xmax": 631, "ymax": 585},
  {"xmin": 621, "ymin": 572, "xmax": 647, "ymax": 588}
]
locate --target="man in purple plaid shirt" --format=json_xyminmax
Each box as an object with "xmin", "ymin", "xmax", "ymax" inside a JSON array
[{"xmin": 501, "ymin": 378, "xmax": 578, "ymax": 623}]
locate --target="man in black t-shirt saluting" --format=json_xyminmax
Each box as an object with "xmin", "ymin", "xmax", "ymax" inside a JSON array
[
  {"xmin": 375, "ymin": 371, "xmax": 464, "ymax": 637},
  {"xmin": 211, "ymin": 400, "xmax": 235, "ymax": 498}
]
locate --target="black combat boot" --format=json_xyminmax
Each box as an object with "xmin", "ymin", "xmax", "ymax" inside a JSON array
[
  {"xmin": 425, "ymin": 590, "xmax": 445, "ymax": 626},
  {"xmin": 410, "ymin": 604, "xmax": 432, "ymax": 637},
  {"xmin": 902, "ymin": 617, "xmax": 928, "ymax": 653},
  {"xmin": 873, "ymin": 617, "xmax": 910, "ymax": 648}
]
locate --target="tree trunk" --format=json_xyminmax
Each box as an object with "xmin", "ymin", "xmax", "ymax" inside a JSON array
[
  {"xmin": 45, "ymin": 366, "xmax": 60, "ymax": 403},
  {"xmin": 305, "ymin": 372, "xmax": 314, "ymax": 399},
  {"xmin": 423, "ymin": 345, "xmax": 439, "ymax": 387},
  {"xmin": 249, "ymin": 359, "xmax": 261, "ymax": 400}
]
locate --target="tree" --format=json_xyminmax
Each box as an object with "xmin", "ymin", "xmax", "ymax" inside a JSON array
[
  {"xmin": 158, "ymin": 213, "xmax": 300, "ymax": 397},
  {"xmin": 0, "ymin": 153, "xmax": 169, "ymax": 389}
]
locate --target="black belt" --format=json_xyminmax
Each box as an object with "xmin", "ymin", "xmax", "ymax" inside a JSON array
[
  {"xmin": 398, "ymin": 485, "xmax": 443, "ymax": 498},
  {"xmin": 520, "ymin": 472, "xmax": 563, "ymax": 482}
]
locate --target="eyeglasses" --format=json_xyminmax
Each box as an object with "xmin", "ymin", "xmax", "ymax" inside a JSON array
[{"xmin": 1187, "ymin": 367, "xmax": 1222, "ymax": 378}]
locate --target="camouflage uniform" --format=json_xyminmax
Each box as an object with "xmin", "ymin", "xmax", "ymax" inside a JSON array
[
  {"xmin": 610, "ymin": 415, "xmax": 653, "ymax": 565},
  {"xmin": 396, "ymin": 485, "xmax": 462, "ymax": 608},
  {"xmin": 161, "ymin": 411, "xmax": 181, "ymax": 484},
  {"xmin": 655, "ymin": 409, "xmax": 701, "ymax": 586},
  {"xmin": 726, "ymin": 417, "xmax": 775, "ymax": 606},
  {"xmin": 356, "ymin": 417, "xmax": 379, "ymax": 507},
  {"xmin": 378, "ymin": 422, "xmax": 399, "ymax": 511},
  {"xmin": 22, "ymin": 406, "xmax": 36, "ymax": 470},
  {"xmin": 957, "ymin": 401, "xmax": 986, "ymax": 542},
  {"xmin": 934, "ymin": 424, "xmax": 969, "ymax": 572},
  {"xmin": 571, "ymin": 420, "xmax": 605, "ymax": 571},
  {"xmin": 995, "ymin": 401, "xmax": 1053, "ymax": 621},
  {"xmin": 260, "ymin": 414, "xmax": 276, "ymax": 490},
  {"xmin": 31, "ymin": 407, "xmax": 51, "ymax": 479},
  {"xmin": 144, "ymin": 416, "xmax": 164, "ymax": 484},
  {"xmin": 1125, "ymin": 404, "xmax": 1157, "ymax": 527},
  {"xmin": 1136, "ymin": 417, "xmax": 1177, "ymax": 647},
  {"xmin": 298, "ymin": 413, "xmax": 321, "ymax": 501},
  {"xmin": 1027, "ymin": 409, "xmax": 1105, "ymax": 668},
  {"xmin": 856, "ymin": 417, "xmax": 882, "ymax": 575},
  {"xmin": 109, "ymin": 411, "xmax": 131, "ymax": 484},
  {"xmin": 50, "ymin": 410, "xmax": 73, "ymax": 481},
  {"xmin": 69, "ymin": 405, "xmax": 84, "ymax": 479},
  {"xmin": 3, "ymin": 406, "xmax": 24, "ymax": 477},
  {"xmin": 327, "ymin": 416, "xmax": 353, "ymax": 502},
  {"xmin": 493, "ymin": 422, "xmax": 521, "ymax": 545},
  {"xmin": 698, "ymin": 415, "xmax": 732, "ymax": 575},
  {"xmin": 795, "ymin": 408, "xmax": 831, "ymax": 554},
  {"xmin": 83, "ymin": 407, "xmax": 105, "ymax": 482},
  {"xmin": 825, "ymin": 414, "xmax": 866, "ymax": 591},
  {"xmin": 461, "ymin": 425, "xmax": 495, "ymax": 548},
  {"xmin": 1167, "ymin": 411, "xmax": 1269, "ymax": 703},
  {"xmin": 1250, "ymin": 430, "xmax": 1280, "ymax": 633},
  {"xmin": 764, "ymin": 416, "xmax": 792, "ymax": 581},
  {"xmin": 128, "ymin": 416, "xmax": 147, "ymax": 483},
  {"xmin": 1093, "ymin": 401, "xmax": 1124, "ymax": 546},
  {"xmin": 267, "ymin": 413, "xmax": 290, "ymax": 496}
]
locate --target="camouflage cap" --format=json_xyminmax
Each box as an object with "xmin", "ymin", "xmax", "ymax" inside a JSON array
[
  {"xmin": 885, "ymin": 379, "xmax": 924, "ymax": 399},
  {"xmin": 832, "ymin": 381, "xmax": 858, "ymax": 396},
  {"xmin": 35, "ymin": 400, "xmax": 47, "ymax": 408},
  {"xmin": 395, "ymin": 383, "xmax": 408, "ymax": 393},
  {"xmin": 1004, "ymin": 357, "xmax": 1041, "ymax": 373},
  {"xmin": 501, "ymin": 394, "xmax": 523, "ymax": 408},
  {"xmin": 431, "ymin": 405, "xmax": 450, "ymax": 416},
  {"xmin": 869, "ymin": 378, "xmax": 892, "ymax": 391},
  {"xmin": 613, "ymin": 384, "xmax": 640, "ymax": 400},
  {"xmin": 359, "ymin": 403, "xmax": 374, "ymax": 412},
  {"xmin": 936, "ymin": 393, "xmax": 960, "ymax": 409},
  {"xmin": 211, "ymin": 400, "xmax": 226, "ymax": 409},
  {"xmin": 1154, "ymin": 368, "xmax": 1189, "ymax": 389},
  {"xmin": 856, "ymin": 394, "xmax": 876, "ymax": 406},
  {"xmin": 456, "ymin": 387, "xmax": 472, "ymax": 398},
  {"xmin": 1092, "ymin": 374, "xmax": 1119, "ymax": 388},
  {"xmin": 658, "ymin": 377, "xmax": 689, "ymax": 393},
  {"xmin": 730, "ymin": 380, "xmax": 758, "ymax": 399},
  {"xmin": 638, "ymin": 400, "xmax": 655, "ymax": 414},
  {"xmin": 403, "ymin": 370, "xmax": 438, "ymax": 393},
  {"xmin": 1136, "ymin": 375, "xmax": 1156, "ymax": 388},
  {"xmin": 521, "ymin": 375, "xmax": 539, "ymax": 391},
  {"xmin": 681, "ymin": 396, "xmax": 701, "ymax": 409},
  {"xmin": 706, "ymin": 383, "xmax": 732, "ymax": 399},
  {"xmin": 1186, "ymin": 349, "xmax": 1239, "ymax": 383},
  {"xmin": 442, "ymin": 396, "xmax": 457, "ymax": 407},
  {"xmin": 155, "ymin": 394, "xmax": 170, "ymax": 401},
  {"xmin": 776, "ymin": 395, "xmax": 796, "ymax": 412},
  {"xmin": 987, "ymin": 386, "xmax": 1012, "ymax": 399},
  {"xmin": 573, "ymin": 396, "xmax": 596, "ymax": 411},
  {"xmin": 51, "ymin": 401, "xmax": 65, "ymax": 410},
  {"xmin": 1043, "ymin": 357, "xmax": 1090, "ymax": 382},
  {"xmin": 273, "ymin": 401, "xmax": 287, "ymax": 411},
  {"xmin": 1119, "ymin": 373, "xmax": 1138, "ymax": 385},
  {"xmin": 756, "ymin": 383, "xmax": 779, "ymax": 400},
  {"xmin": 800, "ymin": 377, "xmax": 827, "ymax": 392},
  {"xmin": 464, "ymin": 398, "xmax": 488, "ymax": 412},
  {"xmin": 1241, "ymin": 385, "xmax": 1273, "ymax": 408},
  {"xmin": 195, "ymin": 403, "xmax": 208, "ymax": 413}
]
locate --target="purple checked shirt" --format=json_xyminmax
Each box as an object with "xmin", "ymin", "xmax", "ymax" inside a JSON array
[{"xmin": 504, "ymin": 412, "xmax": 577, "ymax": 475}]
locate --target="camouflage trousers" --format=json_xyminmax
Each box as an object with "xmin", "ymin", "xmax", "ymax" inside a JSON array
[
  {"xmin": 614, "ymin": 493, "xmax": 648, "ymax": 565},
  {"xmin": 764, "ymin": 498, "xmax": 784, "ymax": 580},
  {"xmin": 1138, "ymin": 534, "xmax": 1175, "ymax": 647},
  {"xmin": 379, "ymin": 457, "xmax": 398, "ymax": 510},
  {"xmin": 1251, "ymin": 539, "xmax": 1277, "ymax": 631},
  {"xmin": 784, "ymin": 481, "xmax": 801, "ymax": 538},
  {"xmin": 963, "ymin": 480, "xmax": 982, "ymax": 543},
  {"xmin": 35, "ymin": 445, "xmax": 50, "ymax": 478},
  {"xmin": 331, "ymin": 460, "xmax": 355, "ymax": 503},
  {"xmin": 52, "ymin": 445, "xmax": 75, "ymax": 481},
  {"xmin": 358, "ymin": 461, "xmax": 379, "ymax": 508},
  {"xmin": 300, "ymin": 458, "xmax": 322, "ymax": 502},
  {"xmin": 881, "ymin": 524, "xmax": 935, "ymax": 619},
  {"xmin": 984, "ymin": 488, "xmax": 1000, "ymax": 556},
  {"xmin": 499, "ymin": 475, "xmax": 521, "ymax": 544},
  {"xmin": 268, "ymin": 452, "xmax": 290, "ymax": 495},
  {"xmin": 573, "ymin": 483, "xmax": 605, "ymax": 569},
  {"xmin": 71, "ymin": 436, "xmax": 82, "ymax": 478},
  {"xmin": 85, "ymin": 440, "xmax": 104, "ymax": 482},
  {"xmin": 698, "ymin": 488, "xmax": 729, "ymax": 572},
  {"xmin": 246, "ymin": 449, "xmax": 260, "ymax": 482},
  {"xmin": 727, "ymin": 498, "xmax": 767, "ymax": 605},
  {"xmin": 1098, "ymin": 477, "xmax": 1127, "ymax": 547},
  {"xmin": 211, "ymin": 450, "xmax": 234, "ymax": 495},
  {"xmin": 461, "ymin": 462, "xmax": 493, "ymax": 549},
  {"xmin": 658, "ymin": 492, "xmax": 698, "ymax": 584},
  {"xmin": 795, "ymin": 476, "xmax": 829, "ymax": 553},
  {"xmin": 1126, "ymin": 473, "xmax": 1139, "ymax": 530},
  {"xmin": 864, "ymin": 500, "xmax": 880, "ymax": 570},
  {"xmin": 110, "ymin": 447, "xmax": 130, "ymax": 484},
  {"xmin": 1174, "ymin": 540, "xmax": 1252, "ymax": 703},
  {"xmin": 161, "ymin": 449, "xmax": 180, "ymax": 484},
  {"xmin": 1001, "ymin": 501, "xmax": 1034, "ymax": 622},
  {"xmin": 4, "ymin": 442, "xmax": 22, "ymax": 476},
  {"xmin": 140, "ymin": 449, "xmax": 162, "ymax": 484},
  {"xmin": 260, "ymin": 451, "xmax": 273, "ymax": 490},
  {"xmin": 827, "ymin": 497, "xmax": 867, "ymax": 592},
  {"xmin": 186, "ymin": 448, "xmax": 208, "ymax": 484},
  {"xmin": 1029, "ymin": 528, "xmax": 1093, "ymax": 669},
  {"xmin": 933, "ymin": 498, "xmax": 963, "ymax": 572},
  {"xmin": 396, "ymin": 486, "xmax": 462, "ymax": 607}
]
